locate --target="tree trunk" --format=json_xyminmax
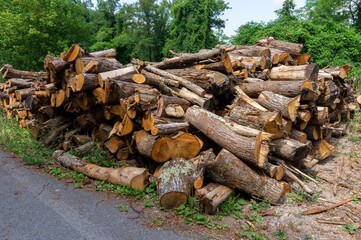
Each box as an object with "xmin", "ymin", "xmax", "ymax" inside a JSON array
[
  {"xmin": 53, "ymin": 150, "xmax": 149, "ymax": 190},
  {"xmin": 195, "ymin": 183, "xmax": 233, "ymax": 214},
  {"xmin": 204, "ymin": 149, "xmax": 285, "ymax": 204},
  {"xmin": 269, "ymin": 64, "xmax": 319, "ymax": 82},
  {"xmin": 1, "ymin": 64, "xmax": 49, "ymax": 80},
  {"xmin": 97, "ymin": 66, "xmax": 136, "ymax": 84},
  {"xmin": 257, "ymin": 91, "xmax": 300, "ymax": 122},
  {"xmin": 185, "ymin": 106, "xmax": 271, "ymax": 167},
  {"xmin": 269, "ymin": 138, "xmax": 310, "ymax": 162},
  {"xmin": 255, "ymin": 37, "xmax": 303, "ymax": 56},
  {"xmin": 157, "ymin": 158, "xmax": 198, "ymax": 209},
  {"xmin": 240, "ymin": 80, "xmax": 317, "ymax": 101}
]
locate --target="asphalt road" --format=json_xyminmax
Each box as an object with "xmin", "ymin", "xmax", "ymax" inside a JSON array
[{"xmin": 0, "ymin": 150, "xmax": 191, "ymax": 240}]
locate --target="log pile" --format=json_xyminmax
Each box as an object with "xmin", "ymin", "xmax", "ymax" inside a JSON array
[{"xmin": 0, "ymin": 37, "xmax": 358, "ymax": 212}]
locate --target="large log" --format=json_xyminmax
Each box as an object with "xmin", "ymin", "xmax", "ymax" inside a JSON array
[
  {"xmin": 185, "ymin": 106, "xmax": 271, "ymax": 167},
  {"xmin": 76, "ymin": 57, "xmax": 122, "ymax": 74},
  {"xmin": 1, "ymin": 64, "xmax": 49, "ymax": 80},
  {"xmin": 269, "ymin": 138, "xmax": 310, "ymax": 162},
  {"xmin": 240, "ymin": 80, "xmax": 317, "ymax": 101},
  {"xmin": 53, "ymin": 150, "xmax": 149, "ymax": 190},
  {"xmin": 152, "ymin": 48, "xmax": 225, "ymax": 69},
  {"xmin": 68, "ymin": 73, "xmax": 100, "ymax": 92},
  {"xmin": 257, "ymin": 91, "xmax": 300, "ymax": 122},
  {"xmin": 9, "ymin": 78, "xmax": 35, "ymax": 89},
  {"xmin": 203, "ymin": 149, "xmax": 285, "ymax": 204},
  {"xmin": 269, "ymin": 64, "xmax": 319, "ymax": 82},
  {"xmin": 89, "ymin": 49, "xmax": 116, "ymax": 58},
  {"xmin": 157, "ymin": 158, "xmax": 198, "ymax": 209},
  {"xmin": 215, "ymin": 45, "xmax": 271, "ymax": 58},
  {"xmin": 255, "ymin": 36, "xmax": 303, "ymax": 56},
  {"xmin": 44, "ymin": 55, "xmax": 69, "ymax": 73}
]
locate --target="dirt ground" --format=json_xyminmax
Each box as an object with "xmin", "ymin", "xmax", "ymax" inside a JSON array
[{"xmin": 19, "ymin": 114, "xmax": 361, "ymax": 240}]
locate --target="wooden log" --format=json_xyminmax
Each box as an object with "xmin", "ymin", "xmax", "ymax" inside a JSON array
[
  {"xmin": 257, "ymin": 91, "xmax": 300, "ymax": 122},
  {"xmin": 89, "ymin": 49, "xmax": 116, "ymax": 58},
  {"xmin": 53, "ymin": 150, "xmax": 149, "ymax": 190},
  {"xmin": 76, "ymin": 57, "xmax": 122, "ymax": 74},
  {"xmin": 303, "ymin": 125, "xmax": 322, "ymax": 140},
  {"xmin": 174, "ymin": 87, "xmax": 211, "ymax": 109},
  {"xmin": 309, "ymin": 106, "xmax": 328, "ymax": 125},
  {"xmin": 250, "ymin": 69, "xmax": 270, "ymax": 80},
  {"xmin": 144, "ymin": 64, "xmax": 206, "ymax": 97},
  {"xmin": 151, "ymin": 122, "xmax": 190, "ymax": 135},
  {"xmin": 240, "ymin": 80, "xmax": 317, "ymax": 101},
  {"xmin": 269, "ymin": 138, "xmax": 310, "ymax": 162},
  {"xmin": 104, "ymin": 136, "xmax": 126, "ymax": 154},
  {"xmin": 164, "ymin": 104, "xmax": 185, "ymax": 118},
  {"xmin": 68, "ymin": 73, "xmax": 99, "ymax": 92},
  {"xmin": 72, "ymin": 134, "xmax": 92, "ymax": 146},
  {"xmin": 135, "ymin": 131, "xmax": 201, "ymax": 163},
  {"xmin": 185, "ymin": 106, "xmax": 271, "ymax": 167},
  {"xmin": 45, "ymin": 55, "xmax": 69, "ymax": 73},
  {"xmin": 111, "ymin": 80, "xmax": 151, "ymax": 100},
  {"xmin": 317, "ymin": 81, "xmax": 340, "ymax": 106},
  {"xmin": 323, "ymin": 65, "xmax": 352, "ymax": 79},
  {"xmin": 44, "ymin": 122, "xmax": 72, "ymax": 146},
  {"xmin": 97, "ymin": 66, "xmax": 136, "ymax": 85},
  {"xmin": 215, "ymin": 45, "xmax": 271, "ymax": 57},
  {"xmin": 75, "ymin": 141, "xmax": 97, "ymax": 154},
  {"xmin": 295, "ymin": 54, "xmax": 312, "ymax": 65},
  {"xmin": 297, "ymin": 110, "xmax": 311, "ymax": 123},
  {"xmin": 255, "ymin": 36, "xmax": 303, "ymax": 56},
  {"xmin": 1, "ymin": 64, "xmax": 49, "ymax": 80},
  {"xmin": 116, "ymin": 147, "xmax": 130, "ymax": 160},
  {"xmin": 9, "ymin": 79, "xmax": 35, "ymax": 89},
  {"xmin": 289, "ymin": 129, "xmax": 307, "ymax": 143},
  {"xmin": 195, "ymin": 183, "xmax": 233, "ymax": 214},
  {"xmin": 269, "ymin": 64, "xmax": 319, "ymax": 82},
  {"xmin": 63, "ymin": 44, "xmax": 87, "ymax": 62},
  {"xmin": 229, "ymin": 105, "xmax": 282, "ymax": 138},
  {"xmin": 312, "ymin": 140, "xmax": 335, "ymax": 160},
  {"xmin": 157, "ymin": 158, "xmax": 198, "ymax": 209},
  {"xmin": 204, "ymin": 149, "xmax": 285, "ymax": 204},
  {"xmin": 153, "ymin": 48, "xmax": 225, "ymax": 69},
  {"xmin": 15, "ymin": 88, "xmax": 36, "ymax": 101}
]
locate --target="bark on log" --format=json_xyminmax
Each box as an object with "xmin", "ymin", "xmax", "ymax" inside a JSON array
[
  {"xmin": 185, "ymin": 106, "xmax": 271, "ymax": 167},
  {"xmin": 312, "ymin": 140, "xmax": 335, "ymax": 160},
  {"xmin": 269, "ymin": 138, "xmax": 310, "ymax": 162},
  {"xmin": 75, "ymin": 142, "xmax": 97, "ymax": 154},
  {"xmin": 203, "ymin": 149, "xmax": 285, "ymax": 204},
  {"xmin": 1, "ymin": 64, "xmax": 49, "ymax": 80},
  {"xmin": 63, "ymin": 44, "xmax": 87, "ymax": 62},
  {"xmin": 269, "ymin": 64, "xmax": 319, "ymax": 82},
  {"xmin": 151, "ymin": 122, "xmax": 190, "ymax": 135},
  {"xmin": 44, "ymin": 122, "xmax": 72, "ymax": 146},
  {"xmin": 215, "ymin": 45, "xmax": 271, "ymax": 58},
  {"xmin": 89, "ymin": 49, "xmax": 116, "ymax": 58},
  {"xmin": 303, "ymin": 125, "xmax": 322, "ymax": 140},
  {"xmin": 195, "ymin": 183, "xmax": 233, "ymax": 214},
  {"xmin": 9, "ymin": 79, "xmax": 35, "ymax": 89},
  {"xmin": 255, "ymin": 36, "xmax": 303, "ymax": 56},
  {"xmin": 257, "ymin": 91, "xmax": 300, "ymax": 122},
  {"xmin": 53, "ymin": 150, "xmax": 149, "ymax": 190},
  {"xmin": 45, "ymin": 55, "xmax": 69, "ymax": 73},
  {"xmin": 157, "ymin": 158, "xmax": 198, "ymax": 209},
  {"xmin": 240, "ymin": 80, "xmax": 317, "ymax": 101},
  {"xmin": 68, "ymin": 73, "xmax": 100, "ymax": 92},
  {"xmin": 289, "ymin": 129, "xmax": 307, "ymax": 143},
  {"xmin": 76, "ymin": 57, "xmax": 122, "ymax": 74}
]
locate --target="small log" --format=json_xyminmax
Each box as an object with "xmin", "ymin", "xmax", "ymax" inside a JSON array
[
  {"xmin": 164, "ymin": 104, "xmax": 185, "ymax": 118},
  {"xmin": 323, "ymin": 65, "xmax": 352, "ymax": 79},
  {"xmin": 151, "ymin": 122, "xmax": 190, "ymax": 135},
  {"xmin": 135, "ymin": 131, "xmax": 201, "ymax": 163},
  {"xmin": 15, "ymin": 88, "xmax": 36, "ymax": 101},
  {"xmin": 204, "ymin": 149, "xmax": 285, "ymax": 204},
  {"xmin": 174, "ymin": 87, "xmax": 211, "ymax": 109},
  {"xmin": 269, "ymin": 138, "xmax": 310, "ymax": 162},
  {"xmin": 44, "ymin": 122, "xmax": 72, "ymax": 146},
  {"xmin": 195, "ymin": 183, "xmax": 233, "ymax": 214},
  {"xmin": 312, "ymin": 140, "xmax": 335, "ymax": 160},
  {"xmin": 185, "ymin": 106, "xmax": 271, "ymax": 167},
  {"xmin": 303, "ymin": 125, "xmax": 322, "ymax": 140},
  {"xmin": 63, "ymin": 44, "xmax": 87, "ymax": 62},
  {"xmin": 250, "ymin": 69, "xmax": 270, "ymax": 80},
  {"xmin": 116, "ymin": 147, "xmax": 130, "ymax": 160},
  {"xmin": 269, "ymin": 64, "xmax": 319, "ymax": 82},
  {"xmin": 297, "ymin": 110, "xmax": 311, "ymax": 123},
  {"xmin": 97, "ymin": 66, "xmax": 136, "ymax": 85},
  {"xmin": 9, "ymin": 79, "xmax": 35, "ymax": 89},
  {"xmin": 257, "ymin": 91, "xmax": 300, "ymax": 121},
  {"xmin": 215, "ymin": 45, "xmax": 271, "ymax": 57},
  {"xmin": 76, "ymin": 57, "xmax": 122, "ymax": 74},
  {"xmin": 72, "ymin": 134, "xmax": 92, "ymax": 146},
  {"xmin": 45, "ymin": 55, "xmax": 69, "ymax": 73},
  {"xmin": 89, "ymin": 49, "xmax": 116, "ymax": 58},
  {"xmin": 53, "ymin": 150, "xmax": 149, "ymax": 190},
  {"xmin": 157, "ymin": 158, "xmax": 198, "ymax": 209},
  {"xmin": 289, "ymin": 129, "xmax": 307, "ymax": 143},
  {"xmin": 68, "ymin": 73, "xmax": 99, "ymax": 92},
  {"xmin": 309, "ymin": 106, "xmax": 328, "ymax": 125},
  {"xmin": 76, "ymin": 142, "xmax": 97, "ymax": 154}
]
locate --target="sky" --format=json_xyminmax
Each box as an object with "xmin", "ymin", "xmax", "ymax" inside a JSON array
[{"xmin": 92, "ymin": 0, "xmax": 306, "ymax": 37}]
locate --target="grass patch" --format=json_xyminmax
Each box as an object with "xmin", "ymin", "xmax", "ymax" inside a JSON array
[{"xmin": 0, "ymin": 111, "xmax": 52, "ymax": 166}]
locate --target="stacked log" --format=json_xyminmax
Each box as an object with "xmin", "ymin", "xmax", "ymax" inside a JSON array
[{"xmin": 0, "ymin": 37, "xmax": 358, "ymax": 213}]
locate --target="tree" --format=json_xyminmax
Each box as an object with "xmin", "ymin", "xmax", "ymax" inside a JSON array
[
  {"xmin": 0, "ymin": 0, "xmax": 91, "ymax": 71},
  {"xmin": 163, "ymin": 0, "xmax": 229, "ymax": 54}
]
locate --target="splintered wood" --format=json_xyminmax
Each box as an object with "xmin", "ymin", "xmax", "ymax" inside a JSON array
[{"xmin": 0, "ymin": 37, "xmax": 358, "ymax": 212}]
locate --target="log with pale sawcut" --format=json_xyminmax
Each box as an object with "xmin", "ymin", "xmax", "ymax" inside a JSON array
[
  {"xmin": 202, "ymin": 148, "xmax": 286, "ymax": 204},
  {"xmin": 257, "ymin": 91, "xmax": 300, "ymax": 122},
  {"xmin": 75, "ymin": 57, "xmax": 122, "ymax": 74},
  {"xmin": 240, "ymin": 80, "xmax": 317, "ymax": 101},
  {"xmin": 53, "ymin": 150, "xmax": 149, "ymax": 190},
  {"xmin": 185, "ymin": 106, "xmax": 271, "ymax": 167},
  {"xmin": 269, "ymin": 64, "xmax": 319, "ymax": 82}
]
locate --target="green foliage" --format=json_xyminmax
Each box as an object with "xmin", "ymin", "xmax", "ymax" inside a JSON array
[
  {"xmin": 353, "ymin": 195, "xmax": 361, "ymax": 204},
  {"xmin": 69, "ymin": 145, "xmax": 119, "ymax": 168},
  {"xmin": 117, "ymin": 203, "xmax": 128, "ymax": 212},
  {"xmin": 273, "ymin": 228, "xmax": 288, "ymax": 240},
  {"xmin": 249, "ymin": 199, "xmax": 270, "ymax": 212},
  {"xmin": 237, "ymin": 224, "xmax": 269, "ymax": 240},
  {"xmin": 0, "ymin": 0, "xmax": 91, "ymax": 70},
  {"xmin": 73, "ymin": 183, "xmax": 84, "ymax": 189},
  {"xmin": 218, "ymin": 194, "xmax": 246, "ymax": 219},
  {"xmin": 164, "ymin": 0, "xmax": 229, "ymax": 54},
  {"xmin": 286, "ymin": 188, "xmax": 319, "ymax": 202},
  {"xmin": 0, "ymin": 111, "xmax": 52, "ymax": 166},
  {"xmin": 340, "ymin": 222, "xmax": 357, "ymax": 235}
]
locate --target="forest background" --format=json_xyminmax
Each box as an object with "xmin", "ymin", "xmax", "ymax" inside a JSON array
[{"xmin": 1, "ymin": 0, "xmax": 360, "ymax": 85}]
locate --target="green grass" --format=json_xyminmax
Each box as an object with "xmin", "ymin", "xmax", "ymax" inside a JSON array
[{"xmin": 0, "ymin": 111, "xmax": 52, "ymax": 166}]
